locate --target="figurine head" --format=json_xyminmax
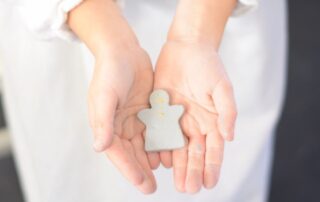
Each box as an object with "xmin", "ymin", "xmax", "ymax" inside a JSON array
[{"xmin": 150, "ymin": 89, "xmax": 169, "ymax": 108}]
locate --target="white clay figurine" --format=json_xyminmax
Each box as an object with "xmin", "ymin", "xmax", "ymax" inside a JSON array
[{"xmin": 138, "ymin": 89, "xmax": 185, "ymax": 152}]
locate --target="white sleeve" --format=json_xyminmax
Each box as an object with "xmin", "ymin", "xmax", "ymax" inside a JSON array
[
  {"xmin": 233, "ymin": 0, "xmax": 259, "ymax": 16},
  {"xmin": 17, "ymin": 0, "xmax": 83, "ymax": 41}
]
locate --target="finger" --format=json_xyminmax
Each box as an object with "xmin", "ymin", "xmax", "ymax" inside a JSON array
[
  {"xmin": 142, "ymin": 130, "xmax": 161, "ymax": 170},
  {"xmin": 212, "ymin": 78, "xmax": 237, "ymax": 141},
  {"xmin": 204, "ymin": 128, "xmax": 224, "ymax": 189},
  {"xmin": 179, "ymin": 112, "xmax": 201, "ymax": 138},
  {"xmin": 88, "ymin": 96, "xmax": 95, "ymax": 131},
  {"xmin": 185, "ymin": 135, "xmax": 205, "ymax": 194},
  {"xmin": 122, "ymin": 115, "xmax": 145, "ymax": 140},
  {"xmin": 172, "ymin": 140, "xmax": 188, "ymax": 193},
  {"xmin": 105, "ymin": 136, "xmax": 145, "ymax": 186},
  {"xmin": 147, "ymin": 152, "xmax": 161, "ymax": 170},
  {"xmin": 89, "ymin": 85, "xmax": 118, "ymax": 152},
  {"xmin": 131, "ymin": 136, "xmax": 157, "ymax": 194},
  {"xmin": 160, "ymin": 151, "xmax": 172, "ymax": 168}
]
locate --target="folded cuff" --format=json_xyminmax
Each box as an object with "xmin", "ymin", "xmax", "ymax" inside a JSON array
[
  {"xmin": 233, "ymin": 0, "xmax": 258, "ymax": 16},
  {"xmin": 19, "ymin": 0, "xmax": 83, "ymax": 41}
]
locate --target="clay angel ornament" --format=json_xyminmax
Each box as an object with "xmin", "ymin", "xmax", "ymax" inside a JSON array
[{"xmin": 138, "ymin": 89, "xmax": 185, "ymax": 152}]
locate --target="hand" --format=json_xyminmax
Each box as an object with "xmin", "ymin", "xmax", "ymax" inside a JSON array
[
  {"xmin": 88, "ymin": 45, "xmax": 158, "ymax": 194},
  {"xmin": 154, "ymin": 40, "xmax": 237, "ymax": 193},
  {"xmin": 67, "ymin": 0, "xmax": 160, "ymax": 193}
]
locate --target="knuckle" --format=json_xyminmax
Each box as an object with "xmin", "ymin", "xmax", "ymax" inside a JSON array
[
  {"xmin": 205, "ymin": 158, "xmax": 223, "ymax": 166},
  {"xmin": 132, "ymin": 175, "xmax": 145, "ymax": 186},
  {"xmin": 188, "ymin": 144, "xmax": 205, "ymax": 156},
  {"xmin": 188, "ymin": 166, "xmax": 203, "ymax": 171},
  {"xmin": 206, "ymin": 145, "xmax": 224, "ymax": 153},
  {"xmin": 188, "ymin": 150, "xmax": 205, "ymax": 158}
]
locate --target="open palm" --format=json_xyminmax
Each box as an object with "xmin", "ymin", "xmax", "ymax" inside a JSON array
[
  {"xmin": 154, "ymin": 40, "xmax": 237, "ymax": 193},
  {"xmin": 88, "ymin": 46, "xmax": 157, "ymax": 194}
]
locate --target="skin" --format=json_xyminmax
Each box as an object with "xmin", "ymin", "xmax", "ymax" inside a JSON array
[
  {"xmin": 155, "ymin": 0, "xmax": 237, "ymax": 193},
  {"xmin": 68, "ymin": 0, "xmax": 237, "ymax": 195},
  {"xmin": 68, "ymin": 0, "xmax": 159, "ymax": 194}
]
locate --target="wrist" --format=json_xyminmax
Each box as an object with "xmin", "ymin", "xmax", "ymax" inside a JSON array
[
  {"xmin": 91, "ymin": 33, "xmax": 139, "ymax": 60},
  {"xmin": 68, "ymin": 0, "xmax": 139, "ymax": 57},
  {"xmin": 167, "ymin": 0, "xmax": 236, "ymax": 50},
  {"xmin": 165, "ymin": 37, "xmax": 219, "ymax": 53},
  {"xmin": 167, "ymin": 31, "xmax": 218, "ymax": 48},
  {"xmin": 94, "ymin": 42, "xmax": 144, "ymax": 65}
]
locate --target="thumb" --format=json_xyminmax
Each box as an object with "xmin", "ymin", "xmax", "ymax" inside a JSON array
[
  {"xmin": 88, "ymin": 86, "xmax": 118, "ymax": 152},
  {"xmin": 212, "ymin": 78, "xmax": 237, "ymax": 141}
]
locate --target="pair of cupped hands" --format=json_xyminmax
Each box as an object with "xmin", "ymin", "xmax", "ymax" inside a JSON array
[{"xmin": 88, "ymin": 39, "xmax": 237, "ymax": 194}]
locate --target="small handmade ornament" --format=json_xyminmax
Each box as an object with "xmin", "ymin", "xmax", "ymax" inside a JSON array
[{"xmin": 138, "ymin": 89, "xmax": 185, "ymax": 152}]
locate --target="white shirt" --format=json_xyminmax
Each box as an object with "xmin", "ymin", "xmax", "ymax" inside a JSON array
[
  {"xmin": 16, "ymin": 0, "xmax": 258, "ymax": 40},
  {"xmin": 0, "ymin": 0, "xmax": 287, "ymax": 202}
]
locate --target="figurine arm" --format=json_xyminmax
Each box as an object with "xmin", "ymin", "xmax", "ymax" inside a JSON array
[
  {"xmin": 172, "ymin": 105, "xmax": 185, "ymax": 117},
  {"xmin": 137, "ymin": 109, "xmax": 150, "ymax": 125}
]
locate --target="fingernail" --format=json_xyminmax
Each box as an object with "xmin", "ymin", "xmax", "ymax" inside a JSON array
[
  {"xmin": 136, "ymin": 173, "xmax": 157, "ymax": 194},
  {"xmin": 219, "ymin": 117, "xmax": 234, "ymax": 141},
  {"xmin": 133, "ymin": 172, "xmax": 146, "ymax": 186},
  {"xmin": 93, "ymin": 131, "xmax": 106, "ymax": 152},
  {"xmin": 204, "ymin": 165, "xmax": 220, "ymax": 189},
  {"xmin": 93, "ymin": 143, "xmax": 104, "ymax": 152},
  {"xmin": 225, "ymin": 124, "xmax": 235, "ymax": 141},
  {"xmin": 224, "ymin": 131, "xmax": 234, "ymax": 141},
  {"xmin": 186, "ymin": 171, "xmax": 202, "ymax": 194}
]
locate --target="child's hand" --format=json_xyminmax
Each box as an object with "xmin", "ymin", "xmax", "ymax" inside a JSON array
[
  {"xmin": 68, "ymin": 0, "xmax": 160, "ymax": 194},
  {"xmin": 154, "ymin": 40, "xmax": 237, "ymax": 193},
  {"xmin": 88, "ymin": 45, "xmax": 158, "ymax": 194}
]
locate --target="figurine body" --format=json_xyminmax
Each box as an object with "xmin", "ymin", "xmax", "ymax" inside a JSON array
[{"xmin": 138, "ymin": 90, "xmax": 185, "ymax": 152}]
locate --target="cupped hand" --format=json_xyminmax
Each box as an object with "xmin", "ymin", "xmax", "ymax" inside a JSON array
[
  {"xmin": 88, "ymin": 45, "xmax": 159, "ymax": 194},
  {"xmin": 154, "ymin": 40, "xmax": 237, "ymax": 193}
]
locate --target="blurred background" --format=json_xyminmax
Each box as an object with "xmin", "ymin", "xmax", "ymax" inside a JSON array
[{"xmin": 0, "ymin": 0, "xmax": 320, "ymax": 202}]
